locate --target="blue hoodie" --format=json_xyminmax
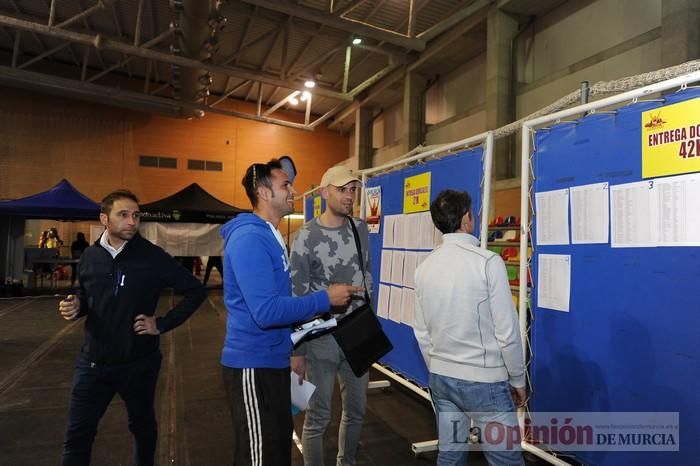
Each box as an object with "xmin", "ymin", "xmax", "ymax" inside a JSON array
[{"xmin": 220, "ymin": 213, "xmax": 330, "ymax": 368}]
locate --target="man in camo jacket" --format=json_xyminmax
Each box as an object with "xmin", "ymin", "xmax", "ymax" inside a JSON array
[{"xmin": 290, "ymin": 166, "xmax": 372, "ymax": 466}]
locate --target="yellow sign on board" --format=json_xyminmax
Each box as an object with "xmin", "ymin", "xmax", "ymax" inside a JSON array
[
  {"xmin": 642, "ymin": 98, "xmax": 700, "ymax": 178},
  {"xmin": 403, "ymin": 172, "xmax": 431, "ymax": 214},
  {"xmin": 313, "ymin": 195, "xmax": 322, "ymax": 218}
]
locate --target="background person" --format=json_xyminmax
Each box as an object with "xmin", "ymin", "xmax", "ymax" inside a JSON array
[
  {"xmin": 221, "ymin": 159, "xmax": 360, "ymax": 466},
  {"xmin": 202, "ymin": 255, "xmax": 223, "ymax": 286},
  {"xmin": 70, "ymin": 232, "xmax": 89, "ymax": 287},
  {"xmin": 290, "ymin": 166, "xmax": 372, "ymax": 466},
  {"xmin": 414, "ymin": 189, "xmax": 526, "ymax": 466},
  {"xmin": 58, "ymin": 189, "xmax": 206, "ymax": 466}
]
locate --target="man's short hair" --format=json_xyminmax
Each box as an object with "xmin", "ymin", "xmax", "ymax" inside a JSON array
[
  {"xmin": 242, "ymin": 158, "xmax": 283, "ymax": 208},
  {"xmin": 430, "ymin": 189, "xmax": 472, "ymax": 234},
  {"xmin": 100, "ymin": 189, "xmax": 139, "ymax": 215}
]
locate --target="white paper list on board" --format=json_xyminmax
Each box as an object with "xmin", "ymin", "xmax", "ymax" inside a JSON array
[
  {"xmin": 402, "ymin": 251, "xmax": 417, "ymax": 289},
  {"xmin": 537, "ymin": 254, "xmax": 571, "ymax": 312},
  {"xmin": 394, "ymin": 215, "xmax": 410, "ymax": 249},
  {"xmin": 570, "ymin": 182, "xmax": 609, "ymax": 244},
  {"xmin": 388, "ymin": 286, "xmax": 403, "ymax": 323},
  {"xmin": 390, "ymin": 250, "xmax": 405, "ymax": 285},
  {"xmin": 400, "ymin": 288, "xmax": 416, "ymax": 327},
  {"xmin": 405, "ymin": 214, "xmax": 421, "ymax": 249},
  {"xmin": 418, "ymin": 211, "xmax": 435, "ymax": 249},
  {"xmin": 655, "ymin": 172, "xmax": 700, "ymax": 246},
  {"xmin": 382, "ymin": 215, "xmax": 396, "ymax": 248},
  {"xmin": 535, "ymin": 188, "xmax": 570, "ymax": 245},
  {"xmin": 433, "ymin": 226, "xmax": 444, "ymax": 248},
  {"xmin": 610, "ymin": 180, "xmax": 658, "ymax": 248},
  {"xmin": 377, "ymin": 284, "xmax": 390, "ymax": 318},
  {"xmin": 380, "ymin": 250, "xmax": 393, "ymax": 283}
]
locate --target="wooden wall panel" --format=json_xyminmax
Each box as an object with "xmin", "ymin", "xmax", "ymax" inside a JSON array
[
  {"xmin": 1, "ymin": 87, "xmax": 348, "ymax": 212},
  {"xmin": 494, "ymin": 187, "xmax": 521, "ymax": 218}
]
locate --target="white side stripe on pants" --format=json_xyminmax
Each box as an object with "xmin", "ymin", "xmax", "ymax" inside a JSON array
[{"xmin": 243, "ymin": 368, "xmax": 263, "ymax": 466}]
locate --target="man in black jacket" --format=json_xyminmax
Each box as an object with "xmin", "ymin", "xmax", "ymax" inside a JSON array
[{"xmin": 58, "ymin": 189, "xmax": 206, "ymax": 466}]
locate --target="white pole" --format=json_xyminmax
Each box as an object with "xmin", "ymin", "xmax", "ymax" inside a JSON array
[
  {"xmin": 518, "ymin": 125, "xmax": 530, "ymax": 363},
  {"xmin": 371, "ymin": 363, "xmax": 430, "ymax": 401},
  {"xmin": 521, "ymin": 443, "xmax": 572, "ymax": 466},
  {"xmin": 360, "ymin": 172, "xmax": 368, "ymax": 220},
  {"xmin": 480, "ymin": 131, "xmax": 494, "ymax": 249}
]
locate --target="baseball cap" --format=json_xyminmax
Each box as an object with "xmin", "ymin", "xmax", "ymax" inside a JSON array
[{"xmin": 320, "ymin": 166, "xmax": 361, "ymax": 188}]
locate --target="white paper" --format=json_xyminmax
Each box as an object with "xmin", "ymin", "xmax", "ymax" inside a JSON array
[
  {"xmin": 418, "ymin": 212, "xmax": 435, "ymax": 249},
  {"xmin": 400, "ymin": 288, "xmax": 416, "ymax": 327},
  {"xmin": 655, "ymin": 172, "xmax": 700, "ymax": 246},
  {"xmin": 388, "ymin": 286, "xmax": 403, "ymax": 322},
  {"xmin": 394, "ymin": 215, "xmax": 408, "ymax": 249},
  {"xmin": 382, "ymin": 215, "xmax": 396, "ymax": 248},
  {"xmin": 570, "ymin": 182, "xmax": 609, "ymax": 244},
  {"xmin": 380, "ymin": 250, "xmax": 393, "ymax": 283},
  {"xmin": 390, "ymin": 250, "xmax": 405, "ymax": 285},
  {"xmin": 535, "ymin": 189, "xmax": 570, "ymax": 245},
  {"xmin": 377, "ymin": 284, "xmax": 390, "ymax": 318},
  {"xmin": 537, "ymin": 254, "xmax": 571, "ymax": 312},
  {"xmin": 402, "ymin": 251, "xmax": 417, "ymax": 288},
  {"xmin": 290, "ymin": 372, "xmax": 316, "ymax": 411},
  {"xmin": 610, "ymin": 180, "xmax": 658, "ymax": 248},
  {"xmin": 405, "ymin": 214, "xmax": 421, "ymax": 249},
  {"xmin": 290, "ymin": 317, "xmax": 338, "ymax": 345},
  {"xmin": 433, "ymin": 225, "xmax": 444, "ymax": 248}
]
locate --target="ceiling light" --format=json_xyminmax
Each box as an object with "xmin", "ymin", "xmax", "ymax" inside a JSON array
[
  {"xmin": 304, "ymin": 80, "xmax": 316, "ymax": 88},
  {"xmin": 300, "ymin": 91, "xmax": 311, "ymax": 102},
  {"xmin": 352, "ymin": 37, "xmax": 362, "ymax": 45},
  {"xmin": 288, "ymin": 97, "xmax": 299, "ymax": 105}
]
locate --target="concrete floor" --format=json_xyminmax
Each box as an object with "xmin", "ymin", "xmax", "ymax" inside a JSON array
[{"xmin": 0, "ymin": 291, "xmax": 559, "ymax": 466}]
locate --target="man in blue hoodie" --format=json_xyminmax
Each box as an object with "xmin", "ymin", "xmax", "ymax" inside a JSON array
[{"xmin": 220, "ymin": 158, "xmax": 361, "ymax": 466}]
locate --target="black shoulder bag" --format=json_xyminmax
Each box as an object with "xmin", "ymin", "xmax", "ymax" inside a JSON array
[{"xmin": 332, "ymin": 217, "xmax": 393, "ymax": 377}]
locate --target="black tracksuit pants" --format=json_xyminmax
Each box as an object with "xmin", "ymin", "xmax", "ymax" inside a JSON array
[{"xmin": 223, "ymin": 366, "xmax": 293, "ymax": 466}]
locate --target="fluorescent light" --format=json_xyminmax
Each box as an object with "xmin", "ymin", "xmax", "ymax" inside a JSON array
[
  {"xmin": 304, "ymin": 80, "xmax": 316, "ymax": 88},
  {"xmin": 352, "ymin": 37, "xmax": 362, "ymax": 45},
  {"xmin": 284, "ymin": 213, "xmax": 305, "ymax": 220}
]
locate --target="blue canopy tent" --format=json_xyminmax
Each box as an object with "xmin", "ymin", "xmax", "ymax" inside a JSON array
[
  {"xmin": 0, "ymin": 179, "xmax": 100, "ymax": 287},
  {"xmin": 0, "ymin": 179, "xmax": 100, "ymax": 220}
]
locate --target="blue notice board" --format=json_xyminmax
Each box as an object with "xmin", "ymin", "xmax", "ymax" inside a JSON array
[
  {"xmin": 530, "ymin": 89, "xmax": 700, "ymax": 466},
  {"xmin": 366, "ymin": 148, "xmax": 485, "ymax": 387}
]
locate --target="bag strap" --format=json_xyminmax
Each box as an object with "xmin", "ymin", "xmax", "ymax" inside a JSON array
[{"xmin": 346, "ymin": 216, "xmax": 371, "ymax": 304}]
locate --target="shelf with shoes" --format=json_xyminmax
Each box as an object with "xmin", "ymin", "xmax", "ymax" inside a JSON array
[{"xmin": 487, "ymin": 215, "xmax": 532, "ymax": 304}]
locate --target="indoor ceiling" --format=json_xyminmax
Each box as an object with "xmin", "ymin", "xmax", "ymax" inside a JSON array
[{"xmin": 0, "ymin": 0, "xmax": 565, "ymax": 130}]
